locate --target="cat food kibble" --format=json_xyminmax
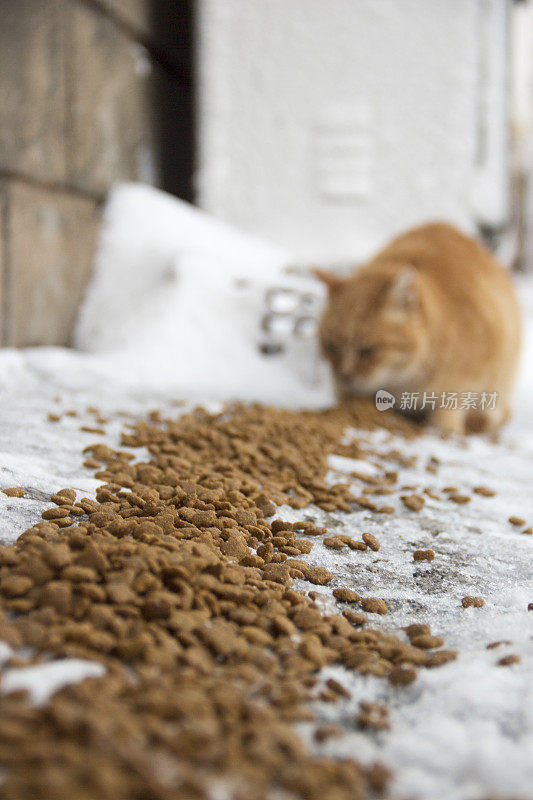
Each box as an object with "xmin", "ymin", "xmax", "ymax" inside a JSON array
[
  {"xmin": 323, "ymin": 536, "xmax": 346, "ymax": 549},
  {"xmin": 362, "ymin": 532, "xmax": 380, "ymax": 551},
  {"xmin": 413, "ymin": 549, "xmax": 435, "ymax": 562},
  {"xmin": 305, "ymin": 567, "xmax": 335, "ymax": 585},
  {"xmin": 326, "ymin": 678, "xmax": 351, "ymax": 699},
  {"xmin": 2, "ymin": 488, "xmax": 25, "ymax": 498},
  {"xmin": 0, "ymin": 400, "xmax": 461, "ymax": 799},
  {"xmin": 426, "ymin": 650, "xmax": 458, "ymax": 667},
  {"xmin": 357, "ymin": 701, "xmax": 390, "ymax": 730},
  {"xmin": 410, "ymin": 634, "xmax": 444, "ymax": 649},
  {"xmin": 404, "ymin": 623, "xmax": 431, "ymax": 639},
  {"xmin": 473, "ymin": 486, "xmax": 496, "ymax": 497},
  {"xmin": 497, "ymin": 655, "xmax": 521, "ymax": 667},
  {"xmin": 333, "ymin": 588, "xmax": 361, "ymax": 603},
  {"xmin": 486, "ymin": 640, "xmax": 512, "ymax": 649},
  {"xmin": 401, "ymin": 494, "xmax": 425, "ymax": 512},
  {"xmin": 343, "ymin": 537, "xmax": 368, "ymax": 551},
  {"xmin": 389, "ymin": 665, "xmax": 417, "ymax": 686},
  {"xmin": 342, "ymin": 610, "xmax": 368, "ymax": 626},
  {"xmin": 449, "ymin": 494, "xmax": 471, "ymax": 505},
  {"xmin": 462, "ymin": 596, "xmax": 485, "ymax": 608},
  {"xmin": 314, "ymin": 724, "xmax": 344, "ymax": 743},
  {"xmin": 509, "ymin": 516, "xmax": 526, "ymax": 527},
  {"xmin": 361, "ymin": 598, "xmax": 389, "ymax": 615},
  {"xmin": 354, "ymin": 496, "xmax": 378, "ymax": 511}
]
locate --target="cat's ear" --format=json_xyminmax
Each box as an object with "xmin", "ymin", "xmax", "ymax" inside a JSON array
[
  {"xmin": 312, "ymin": 268, "xmax": 344, "ymax": 293},
  {"xmin": 387, "ymin": 266, "xmax": 418, "ymax": 312}
]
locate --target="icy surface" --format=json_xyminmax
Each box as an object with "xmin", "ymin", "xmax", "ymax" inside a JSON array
[
  {"xmin": 0, "ymin": 341, "xmax": 531, "ymax": 799},
  {"xmin": 1, "ymin": 660, "xmax": 106, "ymax": 706},
  {"xmin": 0, "ymin": 189, "xmax": 531, "ymax": 798}
]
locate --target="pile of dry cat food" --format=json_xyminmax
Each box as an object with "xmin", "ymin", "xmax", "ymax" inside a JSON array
[{"xmin": 0, "ymin": 401, "xmax": 452, "ymax": 800}]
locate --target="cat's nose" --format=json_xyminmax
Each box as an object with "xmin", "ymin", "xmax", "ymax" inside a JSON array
[{"xmin": 339, "ymin": 354, "xmax": 355, "ymax": 378}]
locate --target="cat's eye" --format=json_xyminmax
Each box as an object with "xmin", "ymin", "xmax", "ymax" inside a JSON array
[
  {"xmin": 324, "ymin": 341, "xmax": 339, "ymax": 356},
  {"xmin": 358, "ymin": 346, "xmax": 378, "ymax": 359}
]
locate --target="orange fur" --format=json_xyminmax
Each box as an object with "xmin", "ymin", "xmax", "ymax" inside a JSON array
[{"xmin": 316, "ymin": 223, "xmax": 522, "ymax": 433}]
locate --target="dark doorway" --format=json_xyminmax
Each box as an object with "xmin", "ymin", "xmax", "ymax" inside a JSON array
[{"xmin": 151, "ymin": 0, "xmax": 195, "ymax": 202}]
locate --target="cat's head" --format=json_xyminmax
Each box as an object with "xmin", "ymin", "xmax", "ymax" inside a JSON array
[{"xmin": 315, "ymin": 263, "xmax": 431, "ymax": 399}]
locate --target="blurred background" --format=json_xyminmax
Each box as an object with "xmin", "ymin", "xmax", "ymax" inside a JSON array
[{"xmin": 0, "ymin": 0, "xmax": 532, "ymax": 349}]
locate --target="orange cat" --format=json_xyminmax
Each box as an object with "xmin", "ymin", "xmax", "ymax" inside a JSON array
[{"xmin": 316, "ymin": 222, "xmax": 522, "ymax": 433}]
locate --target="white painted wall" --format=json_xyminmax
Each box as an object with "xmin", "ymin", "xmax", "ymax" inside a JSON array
[
  {"xmin": 196, "ymin": 0, "xmax": 510, "ymax": 263},
  {"xmin": 512, "ymin": 1, "xmax": 533, "ymax": 271},
  {"xmin": 512, "ymin": 1, "xmax": 533, "ymax": 156}
]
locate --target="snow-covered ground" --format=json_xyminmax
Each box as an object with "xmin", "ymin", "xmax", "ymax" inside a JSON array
[{"xmin": 0, "ymin": 187, "xmax": 532, "ymax": 799}]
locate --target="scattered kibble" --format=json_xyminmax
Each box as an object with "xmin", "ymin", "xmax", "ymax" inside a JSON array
[
  {"xmin": 0, "ymin": 575, "xmax": 34, "ymax": 597},
  {"xmin": 413, "ymin": 549, "xmax": 435, "ymax": 562},
  {"xmin": 448, "ymin": 494, "xmax": 471, "ymax": 505},
  {"xmin": 427, "ymin": 456, "xmax": 440, "ymax": 467},
  {"xmin": 389, "ymin": 665, "xmax": 417, "ymax": 686},
  {"xmin": 401, "ymin": 494, "xmax": 425, "ymax": 511},
  {"xmin": 354, "ymin": 496, "xmax": 378, "ymax": 511},
  {"xmin": 361, "ymin": 598, "xmax": 389, "ymax": 615},
  {"xmin": 357, "ymin": 701, "xmax": 390, "ymax": 730},
  {"xmin": 323, "ymin": 536, "xmax": 346, "ymax": 550},
  {"xmin": 426, "ymin": 650, "xmax": 458, "ymax": 667},
  {"xmin": 342, "ymin": 610, "xmax": 368, "ymax": 626},
  {"xmin": 333, "ymin": 588, "xmax": 361, "ymax": 603},
  {"xmin": 83, "ymin": 458, "xmax": 102, "ymax": 469},
  {"xmin": 410, "ymin": 634, "xmax": 444, "ymax": 649},
  {"xmin": 41, "ymin": 507, "xmax": 71, "ymax": 520},
  {"xmin": 305, "ymin": 566, "xmax": 335, "ymax": 585},
  {"xmin": 314, "ymin": 724, "xmax": 343, "ymax": 743},
  {"xmin": 362, "ymin": 532, "xmax": 380, "ymax": 551},
  {"xmin": 509, "ymin": 516, "xmax": 526, "ymax": 527},
  {"xmin": 462, "ymin": 596, "xmax": 485, "ymax": 608},
  {"xmin": 341, "ymin": 536, "xmax": 368, "ymax": 551},
  {"xmin": 0, "ymin": 400, "xmax": 455, "ymax": 799},
  {"xmin": 50, "ymin": 489, "xmax": 76, "ymax": 505},
  {"xmin": 2, "ymin": 487, "xmax": 25, "ymax": 498},
  {"xmin": 404, "ymin": 623, "xmax": 431, "ymax": 640},
  {"xmin": 473, "ymin": 486, "xmax": 496, "ymax": 497},
  {"xmin": 326, "ymin": 678, "xmax": 351, "ymax": 699},
  {"xmin": 497, "ymin": 655, "xmax": 521, "ymax": 667}
]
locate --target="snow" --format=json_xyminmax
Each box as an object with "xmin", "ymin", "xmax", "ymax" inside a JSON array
[
  {"xmin": 1, "ymin": 660, "xmax": 106, "ymax": 706},
  {"xmin": 0, "ymin": 184, "xmax": 531, "ymax": 799},
  {"xmin": 282, "ymin": 419, "xmax": 533, "ymax": 799},
  {"xmin": 73, "ymin": 183, "xmax": 333, "ymax": 407}
]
